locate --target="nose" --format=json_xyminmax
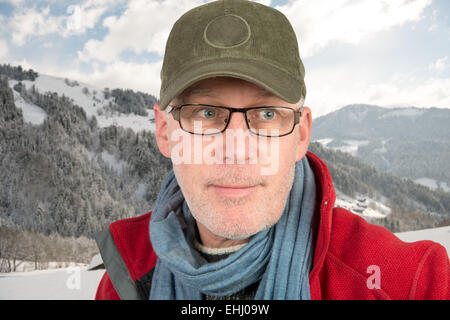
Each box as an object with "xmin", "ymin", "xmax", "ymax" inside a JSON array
[
  {"xmin": 221, "ymin": 111, "xmax": 256, "ymax": 165},
  {"xmin": 225, "ymin": 110, "xmax": 248, "ymax": 131}
]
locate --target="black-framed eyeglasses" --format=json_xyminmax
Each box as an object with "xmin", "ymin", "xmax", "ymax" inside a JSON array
[{"xmin": 166, "ymin": 104, "xmax": 303, "ymax": 137}]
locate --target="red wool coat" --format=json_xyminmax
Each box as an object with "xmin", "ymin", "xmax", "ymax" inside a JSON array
[{"xmin": 95, "ymin": 152, "xmax": 450, "ymax": 300}]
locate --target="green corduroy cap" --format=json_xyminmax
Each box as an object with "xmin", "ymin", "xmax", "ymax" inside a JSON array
[{"xmin": 159, "ymin": 0, "xmax": 306, "ymax": 110}]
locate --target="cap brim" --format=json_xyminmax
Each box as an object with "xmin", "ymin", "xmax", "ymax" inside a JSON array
[{"xmin": 160, "ymin": 57, "xmax": 305, "ymax": 109}]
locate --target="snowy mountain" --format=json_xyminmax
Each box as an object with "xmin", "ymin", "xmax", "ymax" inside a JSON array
[
  {"xmin": 311, "ymin": 104, "xmax": 450, "ymax": 194},
  {"xmin": 8, "ymin": 73, "xmax": 156, "ymax": 132},
  {"xmin": 0, "ymin": 65, "xmax": 171, "ymax": 242},
  {"xmin": 308, "ymin": 142, "xmax": 450, "ymax": 232}
]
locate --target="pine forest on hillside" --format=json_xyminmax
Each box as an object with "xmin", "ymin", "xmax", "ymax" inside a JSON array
[{"xmin": 0, "ymin": 65, "xmax": 169, "ymax": 271}]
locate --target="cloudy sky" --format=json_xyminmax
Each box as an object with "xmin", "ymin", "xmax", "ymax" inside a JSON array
[{"xmin": 0, "ymin": 0, "xmax": 449, "ymax": 118}]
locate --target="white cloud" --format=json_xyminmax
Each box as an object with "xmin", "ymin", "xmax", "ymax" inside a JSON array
[
  {"xmin": 276, "ymin": 0, "xmax": 432, "ymax": 57},
  {"xmin": 253, "ymin": 0, "xmax": 271, "ymax": 6},
  {"xmin": 0, "ymin": 15, "xmax": 6, "ymax": 46},
  {"xmin": 427, "ymin": 23, "xmax": 438, "ymax": 32},
  {"xmin": 364, "ymin": 77, "xmax": 450, "ymax": 111},
  {"xmin": 65, "ymin": 0, "xmax": 121, "ymax": 36},
  {"xmin": 68, "ymin": 60, "xmax": 164, "ymax": 97},
  {"xmin": 77, "ymin": 0, "xmax": 207, "ymax": 63},
  {"xmin": 306, "ymin": 65, "xmax": 450, "ymax": 118},
  {"xmin": 275, "ymin": 0, "xmax": 445, "ymax": 117},
  {"xmin": 9, "ymin": 58, "xmax": 35, "ymax": 71},
  {"xmin": 430, "ymin": 9, "xmax": 439, "ymax": 20},
  {"xmin": 429, "ymin": 56, "xmax": 449, "ymax": 72},
  {"xmin": 10, "ymin": 6, "xmax": 61, "ymax": 46},
  {"xmin": 0, "ymin": 39, "xmax": 9, "ymax": 62},
  {"xmin": 9, "ymin": 0, "xmax": 115, "ymax": 46},
  {"xmin": 3, "ymin": 0, "xmax": 26, "ymax": 6}
]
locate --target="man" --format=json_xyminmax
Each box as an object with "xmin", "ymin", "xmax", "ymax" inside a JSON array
[{"xmin": 94, "ymin": 0, "xmax": 449, "ymax": 300}]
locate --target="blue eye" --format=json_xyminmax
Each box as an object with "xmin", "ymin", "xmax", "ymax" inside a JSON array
[
  {"xmin": 201, "ymin": 109, "xmax": 216, "ymax": 119},
  {"xmin": 260, "ymin": 110, "xmax": 276, "ymax": 120}
]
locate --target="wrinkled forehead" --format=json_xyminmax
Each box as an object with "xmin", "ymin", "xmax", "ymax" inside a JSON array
[{"xmin": 176, "ymin": 77, "xmax": 278, "ymax": 103}]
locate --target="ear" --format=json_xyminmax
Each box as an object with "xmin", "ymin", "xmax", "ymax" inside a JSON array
[
  {"xmin": 154, "ymin": 103, "xmax": 171, "ymax": 158},
  {"xmin": 295, "ymin": 106, "xmax": 312, "ymax": 162}
]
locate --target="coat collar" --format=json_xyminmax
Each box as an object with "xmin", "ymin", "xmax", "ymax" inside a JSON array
[{"xmin": 305, "ymin": 151, "xmax": 336, "ymax": 284}]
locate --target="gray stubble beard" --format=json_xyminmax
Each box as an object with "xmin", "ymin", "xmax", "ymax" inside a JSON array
[{"xmin": 175, "ymin": 164, "xmax": 296, "ymax": 241}]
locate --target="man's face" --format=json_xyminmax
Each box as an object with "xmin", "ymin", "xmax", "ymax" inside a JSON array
[{"xmin": 155, "ymin": 77, "xmax": 312, "ymax": 241}]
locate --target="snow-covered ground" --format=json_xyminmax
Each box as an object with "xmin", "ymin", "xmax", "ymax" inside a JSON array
[
  {"xmin": 334, "ymin": 139, "xmax": 369, "ymax": 156},
  {"xmin": 335, "ymin": 190, "xmax": 390, "ymax": 220},
  {"xmin": 9, "ymin": 74, "xmax": 155, "ymax": 132},
  {"xmin": 414, "ymin": 177, "xmax": 450, "ymax": 193},
  {"xmin": 9, "ymin": 84, "xmax": 47, "ymax": 125},
  {"xmin": 0, "ymin": 266, "xmax": 104, "ymax": 300},
  {"xmin": 315, "ymin": 138, "xmax": 333, "ymax": 147},
  {"xmin": 314, "ymin": 138, "xmax": 369, "ymax": 156},
  {"xmin": 0, "ymin": 259, "xmax": 86, "ymax": 273},
  {"xmin": 378, "ymin": 108, "xmax": 425, "ymax": 120},
  {"xmin": 395, "ymin": 226, "xmax": 450, "ymax": 256}
]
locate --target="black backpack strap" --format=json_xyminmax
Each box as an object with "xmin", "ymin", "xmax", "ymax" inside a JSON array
[{"xmin": 94, "ymin": 228, "xmax": 145, "ymax": 300}]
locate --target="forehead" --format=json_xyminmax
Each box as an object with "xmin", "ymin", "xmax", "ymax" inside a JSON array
[{"xmin": 180, "ymin": 77, "xmax": 276, "ymax": 100}]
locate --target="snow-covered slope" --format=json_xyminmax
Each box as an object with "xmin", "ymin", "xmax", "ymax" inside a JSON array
[
  {"xmin": 414, "ymin": 177, "xmax": 450, "ymax": 192},
  {"xmin": 379, "ymin": 108, "xmax": 425, "ymax": 119},
  {"xmin": 313, "ymin": 138, "xmax": 370, "ymax": 157},
  {"xmin": 8, "ymin": 74, "xmax": 155, "ymax": 132},
  {"xmin": 9, "ymin": 83, "xmax": 47, "ymax": 125},
  {"xmin": 335, "ymin": 189, "xmax": 390, "ymax": 220}
]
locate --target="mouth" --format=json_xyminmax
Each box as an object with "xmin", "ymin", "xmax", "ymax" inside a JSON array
[{"xmin": 210, "ymin": 184, "xmax": 260, "ymax": 198}]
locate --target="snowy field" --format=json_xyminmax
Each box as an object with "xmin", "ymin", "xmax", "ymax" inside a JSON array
[
  {"xmin": 0, "ymin": 267, "xmax": 104, "ymax": 300},
  {"xmin": 395, "ymin": 226, "xmax": 450, "ymax": 256}
]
